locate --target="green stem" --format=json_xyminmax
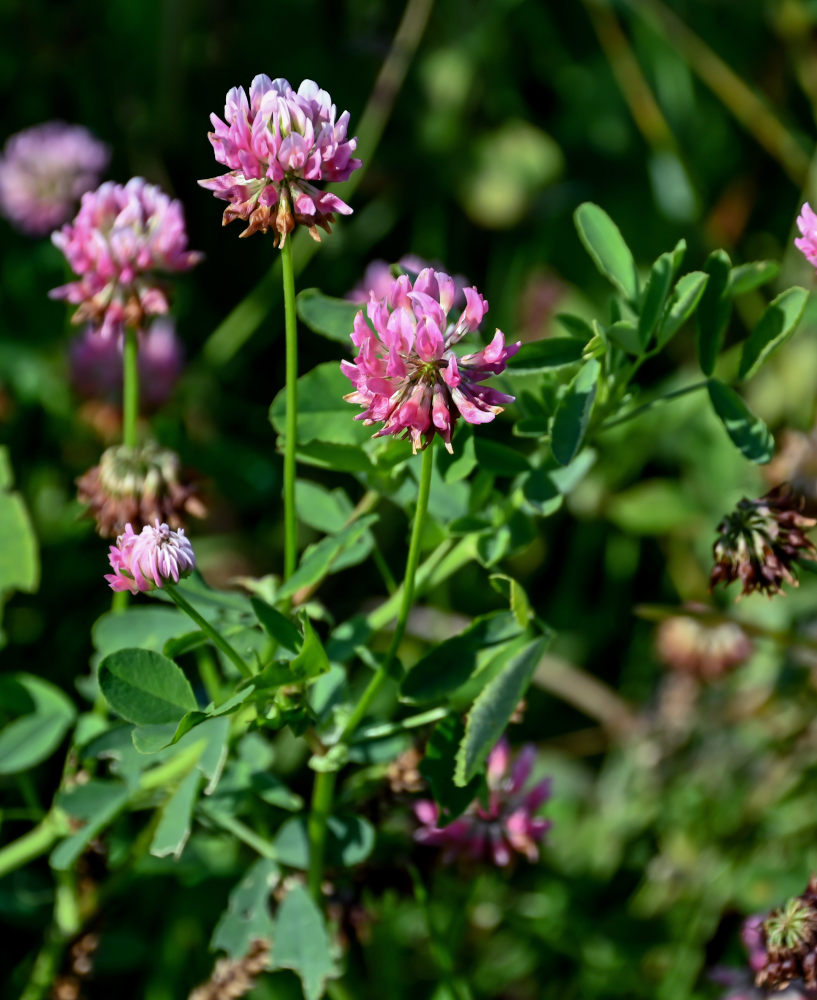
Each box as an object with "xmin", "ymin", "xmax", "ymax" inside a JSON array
[
  {"xmin": 0, "ymin": 812, "xmax": 65, "ymax": 880},
  {"xmin": 600, "ymin": 379, "xmax": 709, "ymax": 431},
  {"xmin": 281, "ymin": 236, "xmax": 299, "ymax": 582},
  {"xmin": 352, "ymin": 706, "xmax": 448, "ymax": 743},
  {"xmin": 164, "ymin": 584, "xmax": 253, "ymax": 679},
  {"xmin": 306, "ymin": 443, "xmax": 435, "ymax": 904},
  {"xmin": 122, "ymin": 325, "xmax": 139, "ymax": 450},
  {"xmin": 342, "ymin": 442, "xmax": 436, "ymax": 740},
  {"xmin": 19, "ymin": 925, "xmax": 68, "ymax": 1000},
  {"xmin": 199, "ymin": 804, "xmax": 276, "ymax": 859},
  {"xmin": 306, "ymin": 769, "xmax": 336, "ymax": 902}
]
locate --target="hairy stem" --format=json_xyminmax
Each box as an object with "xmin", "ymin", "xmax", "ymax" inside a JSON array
[
  {"xmin": 281, "ymin": 236, "xmax": 299, "ymax": 582},
  {"xmin": 164, "ymin": 584, "xmax": 253, "ymax": 679}
]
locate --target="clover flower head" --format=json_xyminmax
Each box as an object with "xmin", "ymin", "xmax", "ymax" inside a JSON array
[
  {"xmin": 413, "ymin": 738, "xmax": 551, "ymax": 867},
  {"xmin": 50, "ymin": 178, "xmax": 202, "ymax": 338},
  {"xmin": 0, "ymin": 122, "xmax": 110, "ymax": 236},
  {"xmin": 342, "ymin": 267, "xmax": 519, "ymax": 453},
  {"xmin": 710, "ymin": 485, "xmax": 817, "ymax": 598},
  {"xmin": 795, "ymin": 203, "xmax": 817, "ymax": 270},
  {"xmin": 70, "ymin": 318, "xmax": 184, "ymax": 411},
  {"xmin": 105, "ymin": 519, "xmax": 196, "ymax": 593},
  {"xmin": 199, "ymin": 75, "xmax": 361, "ymax": 243}
]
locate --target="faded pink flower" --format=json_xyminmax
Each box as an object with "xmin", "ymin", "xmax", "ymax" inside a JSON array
[
  {"xmin": 199, "ymin": 75, "xmax": 361, "ymax": 244},
  {"xmin": 70, "ymin": 318, "xmax": 184, "ymax": 411},
  {"xmin": 105, "ymin": 519, "xmax": 195, "ymax": 593},
  {"xmin": 414, "ymin": 738, "xmax": 551, "ymax": 866},
  {"xmin": 50, "ymin": 178, "xmax": 202, "ymax": 338},
  {"xmin": 346, "ymin": 255, "xmax": 468, "ymax": 307},
  {"xmin": 0, "ymin": 122, "xmax": 110, "ymax": 236},
  {"xmin": 342, "ymin": 268, "xmax": 519, "ymax": 453},
  {"xmin": 796, "ymin": 203, "xmax": 817, "ymax": 269}
]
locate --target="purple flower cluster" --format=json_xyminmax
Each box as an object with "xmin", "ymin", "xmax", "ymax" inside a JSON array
[
  {"xmin": 50, "ymin": 178, "xmax": 202, "ymax": 338},
  {"xmin": 342, "ymin": 268, "xmax": 519, "ymax": 453},
  {"xmin": 70, "ymin": 318, "xmax": 184, "ymax": 411},
  {"xmin": 0, "ymin": 122, "xmax": 110, "ymax": 236},
  {"xmin": 199, "ymin": 75, "xmax": 361, "ymax": 243},
  {"xmin": 105, "ymin": 520, "xmax": 195, "ymax": 594},
  {"xmin": 795, "ymin": 203, "xmax": 817, "ymax": 269},
  {"xmin": 414, "ymin": 738, "xmax": 551, "ymax": 866}
]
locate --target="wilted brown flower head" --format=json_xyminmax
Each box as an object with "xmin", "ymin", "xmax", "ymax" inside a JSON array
[
  {"xmin": 710, "ymin": 486, "xmax": 817, "ymax": 598},
  {"xmin": 77, "ymin": 441, "xmax": 205, "ymax": 538},
  {"xmin": 755, "ymin": 876, "xmax": 817, "ymax": 991},
  {"xmin": 655, "ymin": 615, "xmax": 753, "ymax": 680}
]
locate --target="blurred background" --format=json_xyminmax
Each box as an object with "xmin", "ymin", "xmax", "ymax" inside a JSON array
[{"xmin": 5, "ymin": 0, "xmax": 817, "ymax": 997}]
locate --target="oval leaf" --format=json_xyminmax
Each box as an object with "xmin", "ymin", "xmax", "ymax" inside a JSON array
[
  {"xmin": 655, "ymin": 271, "xmax": 709, "ymax": 349},
  {"xmin": 99, "ymin": 648, "xmax": 198, "ymax": 726},
  {"xmin": 638, "ymin": 251, "xmax": 674, "ymax": 348},
  {"xmin": 574, "ymin": 203, "xmax": 639, "ymax": 302},
  {"xmin": 727, "ymin": 260, "xmax": 780, "ymax": 297},
  {"xmin": 696, "ymin": 250, "xmax": 732, "ymax": 376},
  {"xmin": 270, "ymin": 361, "xmax": 371, "ymax": 446},
  {"xmin": 296, "ymin": 288, "xmax": 361, "ymax": 344},
  {"xmin": 738, "ymin": 287, "xmax": 808, "ymax": 380},
  {"xmin": 455, "ymin": 635, "xmax": 550, "ymax": 786},
  {"xmin": 550, "ymin": 358, "xmax": 600, "ymax": 466},
  {"xmin": 707, "ymin": 380, "xmax": 774, "ymax": 464}
]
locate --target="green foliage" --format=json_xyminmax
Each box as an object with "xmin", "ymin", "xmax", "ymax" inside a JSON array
[
  {"xmin": 51, "ymin": 780, "xmax": 130, "ymax": 871},
  {"xmin": 99, "ymin": 648, "xmax": 198, "ymax": 726},
  {"xmin": 738, "ymin": 287, "xmax": 809, "ymax": 380},
  {"xmin": 273, "ymin": 813, "xmax": 375, "ymax": 868},
  {"xmin": 455, "ymin": 634, "xmax": 550, "ymax": 786},
  {"xmin": 0, "ymin": 674, "xmax": 75, "ymax": 774},
  {"xmin": 551, "ymin": 359, "xmax": 600, "ymax": 465},
  {"xmin": 0, "ymin": 447, "xmax": 39, "ymax": 637},
  {"xmin": 707, "ymin": 379, "xmax": 774, "ymax": 463},
  {"xmin": 211, "ymin": 859, "xmax": 279, "ymax": 959},
  {"xmin": 272, "ymin": 885, "xmax": 338, "ymax": 1000},
  {"xmin": 420, "ymin": 715, "xmax": 485, "ymax": 821},
  {"xmin": 696, "ymin": 250, "xmax": 731, "ymax": 376},
  {"xmin": 296, "ymin": 288, "xmax": 362, "ymax": 344},
  {"xmin": 270, "ymin": 361, "xmax": 371, "ymax": 446},
  {"xmin": 574, "ymin": 202, "xmax": 639, "ymax": 302}
]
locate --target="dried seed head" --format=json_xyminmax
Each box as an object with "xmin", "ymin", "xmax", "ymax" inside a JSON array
[
  {"xmin": 710, "ymin": 485, "xmax": 817, "ymax": 598},
  {"xmin": 78, "ymin": 441, "xmax": 205, "ymax": 537}
]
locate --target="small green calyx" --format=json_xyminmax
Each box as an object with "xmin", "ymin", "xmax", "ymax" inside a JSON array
[{"xmin": 764, "ymin": 897, "xmax": 817, "ymax": 954}]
